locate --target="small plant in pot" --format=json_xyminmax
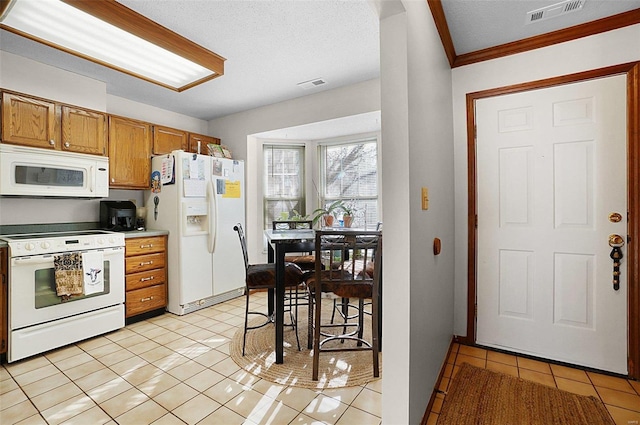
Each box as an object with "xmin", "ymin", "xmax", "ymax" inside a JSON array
[
  {"xmin": 311, "ymin": 200, "xmax": 345, "ymax": 228},
  {"xmin": 340, "ymin": 201, "xmax": 356, "ymax": 228}
]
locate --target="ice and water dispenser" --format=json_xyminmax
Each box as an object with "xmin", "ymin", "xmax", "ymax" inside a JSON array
[{"xmin": 182, "ymin": 201, "xmax": 209, "ymax": 235}]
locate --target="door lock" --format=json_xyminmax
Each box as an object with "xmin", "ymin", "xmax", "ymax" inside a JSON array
[
  {"xmin": 609, "ymin": 234, "xmax": 624, "ymax": 291},
  {"xmin": 608, "ymin": 212, "xmax": 623, "ymax": 223}
]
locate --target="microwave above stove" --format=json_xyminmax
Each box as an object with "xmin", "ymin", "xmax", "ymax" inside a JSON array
[{"xmin": 0, "ymin": 144, "xmax": 109, "ymax": 198}]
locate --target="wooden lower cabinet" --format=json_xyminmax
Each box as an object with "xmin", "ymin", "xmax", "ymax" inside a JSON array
[{"xmin": 125, "ymin": 236, "xmax": 167, "ymax": 318}]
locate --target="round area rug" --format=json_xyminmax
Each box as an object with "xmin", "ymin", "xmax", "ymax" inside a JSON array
[{"xmin": 229, "ymin": 300, "xmax": 382, "ymax": 389}]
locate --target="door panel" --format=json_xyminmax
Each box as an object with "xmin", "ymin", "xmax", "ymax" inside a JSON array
[{"xmin": 476, "ymin": 75, "xmax": 628, "ymax": 374}]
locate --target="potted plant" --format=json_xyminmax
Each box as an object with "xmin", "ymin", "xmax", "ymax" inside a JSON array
[
  {"xmin": 311, "ymin": 200, "xmax": 345, "ymax": 227},
  {"xmin": 340, "ymin": 201, "xmax": 356, "ymax": 228}
]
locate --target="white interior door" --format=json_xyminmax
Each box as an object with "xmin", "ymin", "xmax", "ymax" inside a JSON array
[{"xmin": 476, "ymin": 75, "xmax": 628, "ymax": 374}]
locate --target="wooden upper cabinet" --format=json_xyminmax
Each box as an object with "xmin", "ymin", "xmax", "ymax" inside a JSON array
[
  {"xmin": 61, "ymin": 106, "xmax": 107, "ymax": 156},
  {"xmin": 1, "ymin": 92, "xmax": 57, "ymax": 149},
  {"xmin": 108, "ymin": 116, "xmax": 152, "ymax": 189},
  {"xmin": 188, "ymin": 132, "xmax": 220, "ymax": 154},
  {"xmin": 153, "ymin": 125, "xmax": 188, "ymax": 155}
]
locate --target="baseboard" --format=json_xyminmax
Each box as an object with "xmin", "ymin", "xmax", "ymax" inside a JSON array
[{"xmin": 420, "ymin": 336, "xmax": 456, "ymax": 425}]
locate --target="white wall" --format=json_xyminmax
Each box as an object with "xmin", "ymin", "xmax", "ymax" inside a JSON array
[
  {"xmin": 452, "ymin": 25, "xmax": 640, "ymax": 336},
  {"xmin": 208, "ymin": 79, "xmax": 381, "ymax": 263},
  {"xmin": 379, "ymin": 9, "xmax": 411, "ymax": 424},
  {"xmin": 107, "ymin": 95, "xmax": 208, "ymax": 134},
  {"xmin": 380, "ymin": 0, "xmax": 455, "ymax": 423},
  {"xmin": 0, "ymin": 52, "xmax": 210, "ymax": 225}
]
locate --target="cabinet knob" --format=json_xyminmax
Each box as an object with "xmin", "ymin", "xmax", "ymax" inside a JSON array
[
  {"xmin": 140, "ymin": 261, "xmax": 153, "ymax": 266},
  {"xmin": 141, "ymin": 296, "xmax": 154, "ymax": 302},
  {"xmin": 140, "ymin": 244, "xmax": 153, "ymax": 248},
  {"xmin": 64, "ymin": 142, "xmax": 70, "ymax": 148},
  {"xmin": 140, "ymin": 276, "xmax": 155, "ymax": 282},
  {"xmin": 49, "ymin": 140, "xmax": 55, "ymax": 145}
]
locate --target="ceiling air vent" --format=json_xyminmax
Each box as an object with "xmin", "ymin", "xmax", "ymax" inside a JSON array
[
  {"xmin": 297, "ymin": 78, "xmax": 326, "ymax": 90},
  {"xmin": 526, "ymin": 0, "xmax": 585, "ymax": 24}
]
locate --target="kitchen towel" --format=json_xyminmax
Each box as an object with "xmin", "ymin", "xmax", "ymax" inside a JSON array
[
  {"xmin": 54, "ymin": 252, "xmax": 84, "ymax": 296},
  {"xmin": 82, "ymin": 251, "xmax": 104, "ymax": 295}
]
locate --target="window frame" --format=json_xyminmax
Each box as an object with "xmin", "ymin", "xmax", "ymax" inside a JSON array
[
  {"xmin": 262, "ymin": 143, "xmax": 306, "ymax": 230},
  {"xmin": 317, "ymin": 136, "xmax": 379, "ymax": 229}
]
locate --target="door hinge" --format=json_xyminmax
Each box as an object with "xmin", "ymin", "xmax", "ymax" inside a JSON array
[
  {"xmin": 475, "ymin": 215, "xmax": 478, "ymax": 229},
  {"xmin": 474, "ymin": 303, "xmax": 478, "ymax": 318}
]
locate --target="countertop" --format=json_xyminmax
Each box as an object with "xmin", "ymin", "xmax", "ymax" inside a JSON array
[{"xmin": 0, "ymin": 223, "xmax": 169, "ymax": 249}]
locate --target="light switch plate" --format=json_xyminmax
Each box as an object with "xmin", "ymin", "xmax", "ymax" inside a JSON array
[{"xmin": 422, "ymin": 187, "xmax": 429, "ymax": 210}]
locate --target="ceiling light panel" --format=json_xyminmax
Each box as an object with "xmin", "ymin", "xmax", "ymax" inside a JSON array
[{"xmin": 0, "ymin": 0, "xmax": 225, "ymax": 91}]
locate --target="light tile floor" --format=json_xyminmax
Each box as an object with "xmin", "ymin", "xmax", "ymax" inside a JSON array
[
  {"xmin": 426, "ymin": 343, "xmax": 640, "ymax": 425},
  {"xmin": 4, "ymin": 291, "xmax": 639, "ymax": 425},
  {"xmin": 0, "ymin": 292, "xmax": 382, "ymax": 425}
]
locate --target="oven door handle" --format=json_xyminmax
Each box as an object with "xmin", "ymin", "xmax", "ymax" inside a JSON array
[{"xmin": 11, "ymin": 248, "xmax": 122, "ymax": 266}]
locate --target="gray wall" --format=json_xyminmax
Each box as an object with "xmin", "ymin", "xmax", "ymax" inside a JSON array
[{"xmin": 379, "ymin": 1, "xmax": 455, "ymax": 423}]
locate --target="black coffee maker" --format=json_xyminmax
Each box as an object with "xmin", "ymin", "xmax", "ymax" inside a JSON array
[{"xmin": 100, "ymin": 200, "xmax": 137, "ymax": 231}]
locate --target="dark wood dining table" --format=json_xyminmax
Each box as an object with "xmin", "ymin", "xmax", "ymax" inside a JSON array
[
  {"xmin": 264, "ymin": 228, "xmax": 315, "ymax": 364},
  {"xmin": 264, "ymin": 227, "xmax": 383, "ymax": 365}
]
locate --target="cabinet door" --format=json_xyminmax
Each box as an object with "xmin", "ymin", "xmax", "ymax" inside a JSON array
[
  {"xmin": 125, "ymin": 252, "xmax": 165, "ymax": 274},
  {"xmin": 61, "ymin": 106, "xmax": 107, "ymax": 155},
  {"xmin": 188, "ymin": 133, "xmax": 219, "ymax": 154},
  {"xmin": 1, "ymin": 93, "xmax": 57, "ymax": 149},
  {"xmin": 125, "ymin": 236, "xmax": 166, "ymax": 256},
  {"xmin": 126, "ymin": 284, "xmax": 166, "ymax": 318},
  {"xmin": 108, "ymin": 116, "xmax": 152, "ymax": 189},
  {"xmin": 153, "ymin": 125, "xmax": 188, "ymax": 155},
  {"xmin": 0, "ymin": 247, "xmax": 6, "ymax": 354}
]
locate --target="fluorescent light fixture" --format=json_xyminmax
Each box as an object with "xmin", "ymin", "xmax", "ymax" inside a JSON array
[{"xmin": 0, "ymin": 0, "xmax": 225, "ymax": 91}]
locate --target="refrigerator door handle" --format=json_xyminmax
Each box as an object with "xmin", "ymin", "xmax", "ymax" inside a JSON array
[{"xmin": 207, "ymin": 180, "xmax": 217, "ymax": 253}]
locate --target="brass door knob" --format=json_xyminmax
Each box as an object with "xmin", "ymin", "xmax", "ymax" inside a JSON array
[{"xmin": 609, "ymin": 234, "xmax": 625, "ymax": 247}]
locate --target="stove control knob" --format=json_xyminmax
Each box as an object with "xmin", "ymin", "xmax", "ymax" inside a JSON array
[
  {"xmin": 40, "ymin": 241, "xmax": 51, "ymax": 249},
  {"xmin": 25, "ymin": 242, "xmax": 35, "ymax": 251},
  {"xmin": 97, "ymin": 238, "xmax": 105, "ymax": 245}
]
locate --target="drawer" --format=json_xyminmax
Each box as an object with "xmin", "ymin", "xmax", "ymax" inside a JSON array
[
  {"xmin": 125, "ymin": 236, "xmax": 166, "ymax": 256},
  {"xmin": 125, "ymin": 252, "xmax": 165, "ymax": 274},
  {"xmin": 126, "ymin": 268, "xmax": 165, "ymax": 291},
  {"xmin": 126, "ymin": 284, "xmax": 166, "ymax": 318}
]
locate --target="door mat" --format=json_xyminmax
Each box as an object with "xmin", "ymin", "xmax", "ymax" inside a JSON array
[{"xmin": 437, "ymin": 363, "xmax": 615, "ymax": 425}]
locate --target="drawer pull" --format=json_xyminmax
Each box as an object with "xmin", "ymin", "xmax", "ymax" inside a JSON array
[
  {"xmin": 140, "ymin": 261, "xmax": 153, "ymax": 266},
  {"xmin": 141, "ymin": 296, "xmax": 154, "ymax": 302},
  {"xmin": 140, "ymin": 244, "xmax": 153, "ymax": 248},
  {"xmin": 140, "ymin": 276, "xmax": 155, "ymax": 282}
]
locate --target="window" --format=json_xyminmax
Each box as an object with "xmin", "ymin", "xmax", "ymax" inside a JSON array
[
  {"xmin": 263, "ymin": 145, "xmax": 305, "ymax": 229},
  {"xmin": 320, "ymin": 138, "xmax": 378, "ymax": 228}
]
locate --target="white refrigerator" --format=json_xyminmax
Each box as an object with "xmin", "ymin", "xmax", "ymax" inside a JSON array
[{"xmin": 146, "ymin": 150, "xmax": 246, "ymax": 315}]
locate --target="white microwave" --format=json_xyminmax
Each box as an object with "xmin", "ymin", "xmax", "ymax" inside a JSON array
[{"xmin": 0, "ymin": 144, "xmax": 109, "ymax": 198}]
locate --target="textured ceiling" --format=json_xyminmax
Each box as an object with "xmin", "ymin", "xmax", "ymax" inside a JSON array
[
  {"xmin": 1, "ymin": 0, "xmax": 638, "ymax": 138},
  {"xmin": 442, "ymin": 0, "xmax": 640, "ymax": 55},
  {"xmin": 0, "ymin": 0, "xmax": 380, "ymax": 122}
]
